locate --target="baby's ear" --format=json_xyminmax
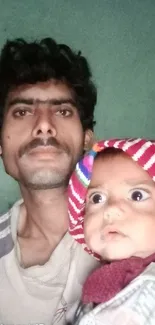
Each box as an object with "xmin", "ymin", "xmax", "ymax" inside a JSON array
[{"xmin": 0, "ymin": 145, "xmax": 2, "ymax": 156}]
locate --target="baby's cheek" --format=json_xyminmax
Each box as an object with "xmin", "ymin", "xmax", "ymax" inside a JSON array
[
  {"xmin": 85, "ymin": 228, "xmax": 101, "ymax": 253},
  {"xmin": 84, "ymin": 220, "xmax": 93, "ymax": 244},
  {"xmin": 84, "ymin": 222, "xmax": 94, "ymax": 244}
]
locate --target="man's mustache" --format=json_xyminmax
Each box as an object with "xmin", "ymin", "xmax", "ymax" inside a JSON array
[{"xmin": 19, "ymin": 137, "xmax": 64, "ymax": 158}]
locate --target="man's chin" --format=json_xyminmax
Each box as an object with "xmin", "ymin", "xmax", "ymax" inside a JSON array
[{"xmin": 19, "ymin": 169, "xmax": 69, "ymax": 190}]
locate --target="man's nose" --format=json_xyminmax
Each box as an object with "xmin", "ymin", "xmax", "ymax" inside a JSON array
[{"xmin": 32, "ymin": 110, "xmax": 57, "ymax": 138}]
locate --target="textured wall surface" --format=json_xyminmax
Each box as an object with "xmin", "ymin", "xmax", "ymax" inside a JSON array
[{"xmin": 0, "ymin": 0, "xmax": 155, "ymax": 212}]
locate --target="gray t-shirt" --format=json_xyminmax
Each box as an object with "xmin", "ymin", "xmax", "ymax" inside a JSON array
[{"xmin": 0, "ymin": 200, "xmax": 98, "ymax": 325}]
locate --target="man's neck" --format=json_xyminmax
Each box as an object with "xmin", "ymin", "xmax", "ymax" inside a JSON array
[{"xmin": 17, "ymin": 186, "xmax": 69, "ymax": 267}]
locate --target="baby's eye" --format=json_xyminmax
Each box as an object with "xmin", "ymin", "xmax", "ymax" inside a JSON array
[
  {"xmin": 128, "ymin": 189, "xmax": 150, "ymax": 202},
  {"xmin": 89, "ymin": 192, "xmax": 107, "ymax": 204}
]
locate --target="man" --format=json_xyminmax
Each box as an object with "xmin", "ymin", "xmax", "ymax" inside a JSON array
[{"xmin": 0, "ymin": 38, "xmax": 98, "ymax": 324}]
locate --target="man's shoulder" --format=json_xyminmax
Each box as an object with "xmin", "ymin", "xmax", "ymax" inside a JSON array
[
  {"xmin": 0, "ymin": 208, "xmax": 13, "ymax": 258},
  {"xmin": 0, "ymin": 199, "xmax": 22, "ymax": 258}
]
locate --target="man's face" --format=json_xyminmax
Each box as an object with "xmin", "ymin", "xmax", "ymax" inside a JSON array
[
  {"xmin": 84, "ymin": 153, "xmax": 155, "ymax": 260},
  {"xmin": 1, "ymin": 80, "xmax": 92, "ymax": 189}
]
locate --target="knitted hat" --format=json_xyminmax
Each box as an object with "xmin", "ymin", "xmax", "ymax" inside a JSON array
[{"xmin": 68, "ymin": 138, "xmax": 155, "ymax": 257}]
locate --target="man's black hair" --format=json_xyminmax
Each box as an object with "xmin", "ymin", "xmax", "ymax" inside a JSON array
[{"xmin": 0, "ymin": 38, "xmax": 97, "ymax": 131}]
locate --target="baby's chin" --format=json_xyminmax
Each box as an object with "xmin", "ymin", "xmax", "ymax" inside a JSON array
[
  {"xmin": 99, "ymin": 249, "xmax": 151, "ymax": 261},
  {"xmin": 98, "ymin": 252, "xmax": 129, "ymax": 262},
  {"xmin": 88, "ymin": 236, "xmax": 155, "ymax": 261},
  {"xmin": 88, "ymin": 235, "xmax": 136, "ymax": 261},
  {"xmin": 94, "ymin": 246, "xmax": 135, "ymax": 262},
  {"xmin": 87, "ymin": 234, "xmax": 126, "ymax": 257}
]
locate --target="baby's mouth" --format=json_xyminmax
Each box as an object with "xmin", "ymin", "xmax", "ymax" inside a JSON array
[{"xmin": 101, "ymin": 226, "xmax": 125, "ymax": 241}]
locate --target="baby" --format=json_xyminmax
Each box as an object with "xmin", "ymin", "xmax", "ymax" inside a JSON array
[{"xmin": 68, "ymin": 138, "xmax": 155, "ymax": 325}]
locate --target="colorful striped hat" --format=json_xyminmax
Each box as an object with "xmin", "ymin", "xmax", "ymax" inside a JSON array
[{"xmin": 68, "ymin": 138, "xmax": 155, "ymax": 257}]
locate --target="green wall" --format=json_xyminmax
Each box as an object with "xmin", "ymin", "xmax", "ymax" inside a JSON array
[{"xmin": 0, "ymin": 0, "xmax": 155, "ymax": 212}]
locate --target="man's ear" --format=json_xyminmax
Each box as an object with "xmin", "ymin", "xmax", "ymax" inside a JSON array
[
  {"xmin": 84, "ymin": 129, "xmax": 95, "ymax": 152},
  {"xmin": 0, "ymin": 143, "xmax": 2, "ymax": 156}
]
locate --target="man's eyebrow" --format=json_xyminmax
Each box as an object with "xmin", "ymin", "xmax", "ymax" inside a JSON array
[
  {"xmin": 7, "ymin": 97, "xmax": 77, "ymax": 108},
  {"xmin": 7, "ymin": 98, "xmax": 34, "ymax": 107}
]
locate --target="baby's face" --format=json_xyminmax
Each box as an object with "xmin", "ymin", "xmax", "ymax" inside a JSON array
[{"xmin": 84, "ymin": 153, "xmax": 155, "ymax": 261}]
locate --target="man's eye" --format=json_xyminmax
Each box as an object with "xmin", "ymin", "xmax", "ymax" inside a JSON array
[
  {"xmin": 89, "ymin": 192, "xmax": 107, "ymax": 204},
  {"xmin": 56, "ymin": 109, "xmax": 72, "ymax": 117},
  {"xmin": 13, "ymin": 109, "xmax": 32, "ymax": 117},
  {"xmin": 128, "ymin": 189, "xmax": 150, "ymax": 202}
]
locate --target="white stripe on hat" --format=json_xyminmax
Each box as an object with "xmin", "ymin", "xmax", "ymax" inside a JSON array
[
  {"xmin": 143, "ymin": 153, "xmax": 155, "ymax": 170},
  {"xmin": 113, "ymin": 140, "xmax": 125, "ymax": 148},
  {"xmin": 69, "ymin": 223, "xmax": 83, "ymax": 231},
  {"xmin": 69, "ymin": 179, "xmax": 84, "ymax": 204},
  {"xmin": 132, "ymin": 141, "xmax": 151, "ymax": 161},
  {"xmin": 70, "ymin": 233, "xmax": 85, "ymax": 240},
  {"xmin": 104, "ymin": 140, "xmax": 109, "ymax": 147},
  {"xmin": 68, "ymin": 212, "xmax": 77, "ymax": 226},
  {"xmin": 122, "ymin": 138, "xmax": 141, "ymax": 152},
  {"xmin": 68, "ymin": 197, "xmax": 83, "ymax": 215}
]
